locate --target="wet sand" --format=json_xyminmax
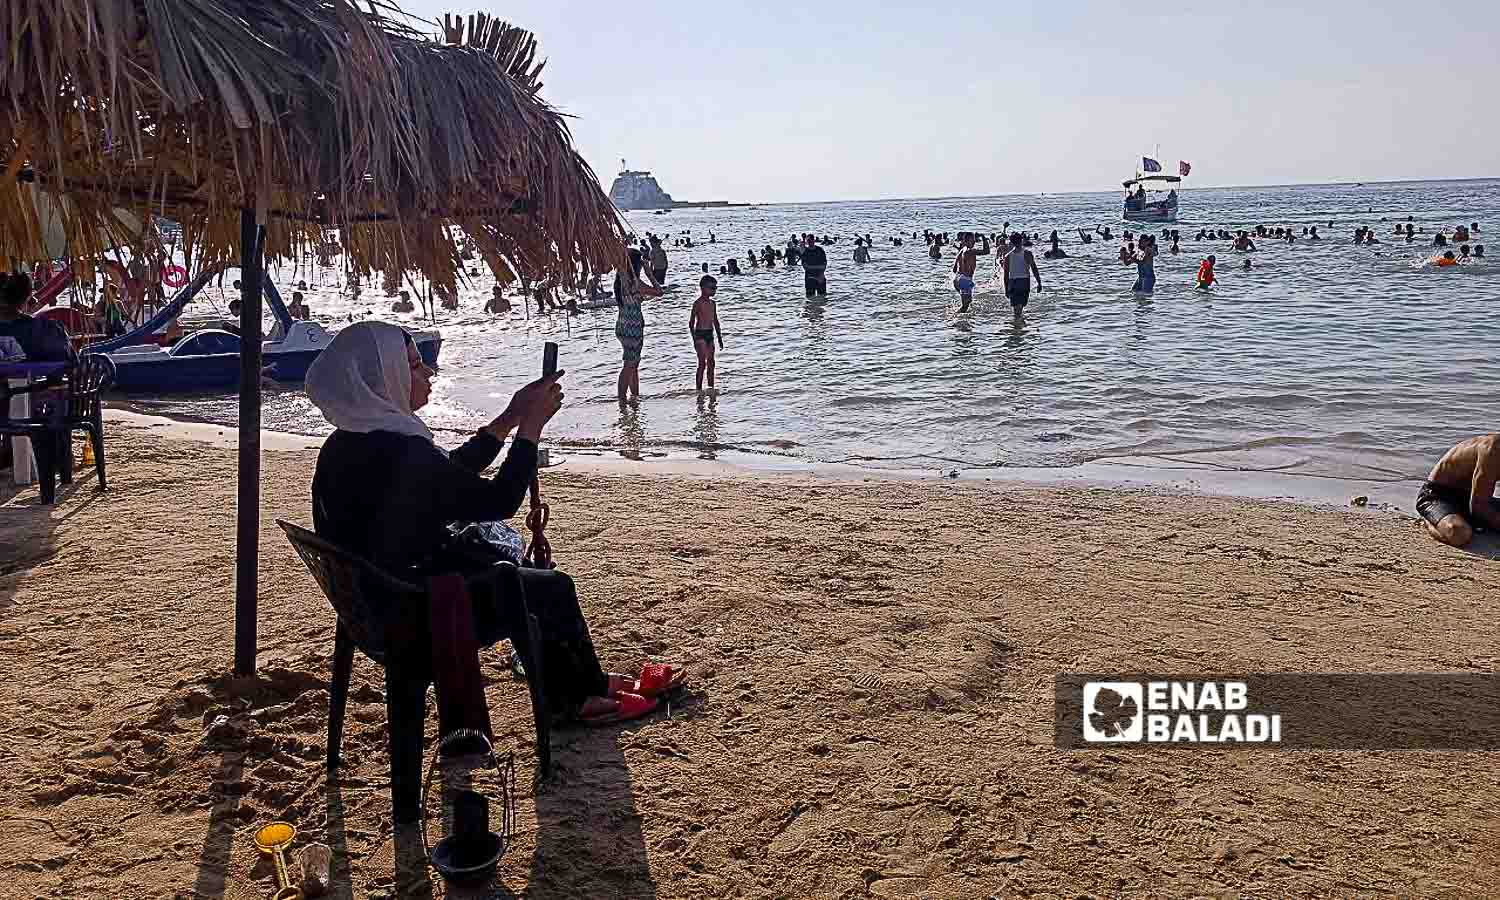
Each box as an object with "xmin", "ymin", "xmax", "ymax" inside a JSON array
[{"xmin": 2, "ymin": 419, "xmax": 1499, "ymax": 898}]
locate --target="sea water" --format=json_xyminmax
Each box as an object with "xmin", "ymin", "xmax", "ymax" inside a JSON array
[{"xmin": 128, "ymin": 178, "xmax": 1500, "ymax": 488}]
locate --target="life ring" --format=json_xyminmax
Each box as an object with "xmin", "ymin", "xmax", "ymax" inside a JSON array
[{"xmin": 161, "ymin": 264, "xmax": 189, "ymax": 288}]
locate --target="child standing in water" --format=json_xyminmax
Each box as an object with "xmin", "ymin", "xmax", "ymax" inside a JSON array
[
  {"xmin": 688, "ymin": 275, "xmax": 724, "ymax": 394},
  {"xmin": 1195, "ymin": 255, "xmax": 1217, "ymax": 289}
]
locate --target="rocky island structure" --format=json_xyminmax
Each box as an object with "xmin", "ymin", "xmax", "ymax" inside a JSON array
[{"xmin": 609, "ymin": 160, "xmax": 743, "ymax": 211}]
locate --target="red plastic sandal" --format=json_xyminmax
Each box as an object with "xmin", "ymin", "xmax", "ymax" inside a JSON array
[
  {"xmin": 579, "ymin": 691, "xmax": 659, "ymax": 727},
  {"xmin": 634, "ymin": 663, "xmax": 687, "ymax": 699}
]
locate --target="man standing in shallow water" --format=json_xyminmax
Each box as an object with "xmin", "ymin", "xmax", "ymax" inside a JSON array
[
  {"xmin": 1000, "ymin": 232, "xmax": 1042, "ymax": 319},
  {"xmin": 800, "ymin": 234, "xmax": 828, "ymax": 297},
  {"xmin": 952, "ymin": 233, "xmax": 978, "ymax": 311},
  {"xmin": 1417, "ymin": 435, "xmax": 1500, "ymax": 547}
]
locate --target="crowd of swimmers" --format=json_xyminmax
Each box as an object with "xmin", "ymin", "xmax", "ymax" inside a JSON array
[
  {"xmin": 366, "ymin": 211, "xmax": 1492, "ymax": 334},
  {"xmin": 612, "ymin": 214, "xmax": 1490, "ymax": 335},
  {"xmin": 341, "ymin": 213, "xmax": 1494, "ymax": 409}
]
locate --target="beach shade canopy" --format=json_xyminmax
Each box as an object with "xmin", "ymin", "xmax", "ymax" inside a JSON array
[
  {"xmin": 0, "ymin": 1, "xmax": 626, "ymax": 287},
  {"xmin": 1, "ymin": 0, "xmax": 628, "ymax": 672},
  {"xmin": 18, "ymin": 183, "xmax": 146, "ymax": 260}
]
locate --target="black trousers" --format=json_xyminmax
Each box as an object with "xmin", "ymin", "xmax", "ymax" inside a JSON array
[{"xmin": 470, "ymin": 568, "xmax": 608, "ymax": 716}]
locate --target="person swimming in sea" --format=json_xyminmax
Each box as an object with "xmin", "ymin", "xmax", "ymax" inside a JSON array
[
  {"xmin": 726, "ymin": 258, "xmax": 742, "ymax": 275},
  {"xmin": 1475, "ymin": 245, "xmax": 1486, "ymax": 259},
  {"xmin": 485, "ymin": 285, "xmax": 511, "ymax": 314},
  {"xmin": 1242, "ymin": 257, "xmax": 1253, "ymax": 270},
  {"xmin": 1043, "ymin": 231, "xmax": 1067, "ymax": 259},
  {"xmin": 1433, "ymin": 250, "xmax": 1459, "ymax": 267},
  {"xmin": 1417, "ymin": 435, "xmax": 1500, "ymax": 547},
  {"xmin": 1196, "ymin": 255, "xmax": 1217, "ymax": 289},
  {"xmin": 1309, "ymin": 226, "xmax": 1321, "ymax": 241},
  {"xmin": 928, "ymin": 240, "xmax": 942, "ymax": 261},
  {"xmin": 853, "ymin": 239, "xmax": 871, "ymax": 264},
  {"xmin": 1233, "ymin": 231, "xmax": 1257, "ymax": 252}
]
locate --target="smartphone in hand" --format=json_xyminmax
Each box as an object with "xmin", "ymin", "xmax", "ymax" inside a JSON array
[{"xmin": 542, "ymin": 341, "xmax": 559, "ymax": 379}]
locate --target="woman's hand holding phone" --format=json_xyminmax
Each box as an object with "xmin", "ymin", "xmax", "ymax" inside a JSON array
[
  {"xmin": 487, "ymin": 371, "xmax": 564, "ymax": 443},
  {"xmin": 484, "ymin": 343, "xmax": 564, "ymax": 443}
]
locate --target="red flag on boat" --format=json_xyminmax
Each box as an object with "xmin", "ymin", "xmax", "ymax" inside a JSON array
[{"xmin": 1179, "ymin": 160, "xmax": 1192, "ymax": 177}]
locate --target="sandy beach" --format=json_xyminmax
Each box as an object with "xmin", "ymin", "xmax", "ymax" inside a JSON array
[{"xmin": 3, "ymin": 418, "xmax": 1499, "ymax": 899}]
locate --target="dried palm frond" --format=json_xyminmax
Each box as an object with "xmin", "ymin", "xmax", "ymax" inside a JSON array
[{"xmin": 0, "ymin": 0, "xmax": 626, "ymax": 288}]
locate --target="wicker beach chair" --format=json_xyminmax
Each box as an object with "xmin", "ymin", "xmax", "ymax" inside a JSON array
[{"xmin": 277, "ymin": 520, "xmax": 550, "ymax": 824}]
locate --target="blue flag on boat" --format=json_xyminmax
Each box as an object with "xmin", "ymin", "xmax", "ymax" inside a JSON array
[{"xmin": 1141, "ymin": 157, "xmax": 1162, "ymax": 173}]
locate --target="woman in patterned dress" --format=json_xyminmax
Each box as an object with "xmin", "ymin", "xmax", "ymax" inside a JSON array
[{"xmin": 614, "ymin": 247, "xmax": 662, "ymax": 404}]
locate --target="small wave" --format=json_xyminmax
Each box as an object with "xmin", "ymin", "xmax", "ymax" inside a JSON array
[{"xmin": 828, "ymin": 394, "xmax": 919, "ymax": 408}]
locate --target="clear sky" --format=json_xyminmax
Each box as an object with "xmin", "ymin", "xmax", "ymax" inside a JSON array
[{"xmin": 406, "ymin": 0, "xmax": 1499, "ymax": 204}]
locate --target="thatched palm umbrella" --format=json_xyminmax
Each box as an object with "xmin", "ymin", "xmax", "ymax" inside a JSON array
[{"xmin": 2, "ymin": 1, "xmax": 627, "ymax": 672}]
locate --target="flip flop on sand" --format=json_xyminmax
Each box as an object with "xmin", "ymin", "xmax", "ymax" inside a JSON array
[
  {"xmin": 578, "ymin": 691, "xmax": 658, "ymax": 726},
  {"xmin": 634, "ymin": 662, "xmax": 688, "ymax": 698},
  {"xmin": 609, "ymin": 663, "xmax": 688, "ymax": 700}
]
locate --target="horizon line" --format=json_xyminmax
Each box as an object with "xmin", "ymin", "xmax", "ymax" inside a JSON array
[{"xmin": 629, "ymin": 174, "xmax": 1498, "ymax": 211}]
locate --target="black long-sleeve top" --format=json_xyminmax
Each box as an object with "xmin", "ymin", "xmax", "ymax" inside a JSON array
[{"xmin": 311, "ymin": 429, "xmax": 538, "ymax": 570}]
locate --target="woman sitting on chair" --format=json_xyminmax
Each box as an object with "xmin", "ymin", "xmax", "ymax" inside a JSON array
[{"xmin": 305, "ymin": 322, "xmax": 680, "ymax": 725}]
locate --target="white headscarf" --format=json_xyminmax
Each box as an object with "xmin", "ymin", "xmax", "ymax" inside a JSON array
[{"xmin": 305, "ymin": 321, "xmax": 433, "ymax": 442}]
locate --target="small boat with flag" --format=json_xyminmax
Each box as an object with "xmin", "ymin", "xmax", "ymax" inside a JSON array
[{"xmin": 1123, "ymin": 156, "xmax": 1190, "ymax": 223}]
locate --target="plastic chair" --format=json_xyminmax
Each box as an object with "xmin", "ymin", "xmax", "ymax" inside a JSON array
[
  {"xmin": 277, "ymin": 520, "xmax": 550, "ymax": 824},
  {"xmin": 0, "ymin": 354, "xmax": 112, "ymax": 504}
]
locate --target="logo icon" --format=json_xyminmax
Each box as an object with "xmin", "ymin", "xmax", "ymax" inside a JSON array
[{"xmin": 1083, "ymin": 682, "xmax": 1143, "ymax": 742}]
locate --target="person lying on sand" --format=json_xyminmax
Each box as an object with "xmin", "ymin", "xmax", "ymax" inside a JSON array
[
  {"xmin": 1417, "ymin": 435, "xmax": 1500, "ymax": 547},
  {"xmin": 304, "ymin": 322, "xmax": 687, "ymax": 724}
]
